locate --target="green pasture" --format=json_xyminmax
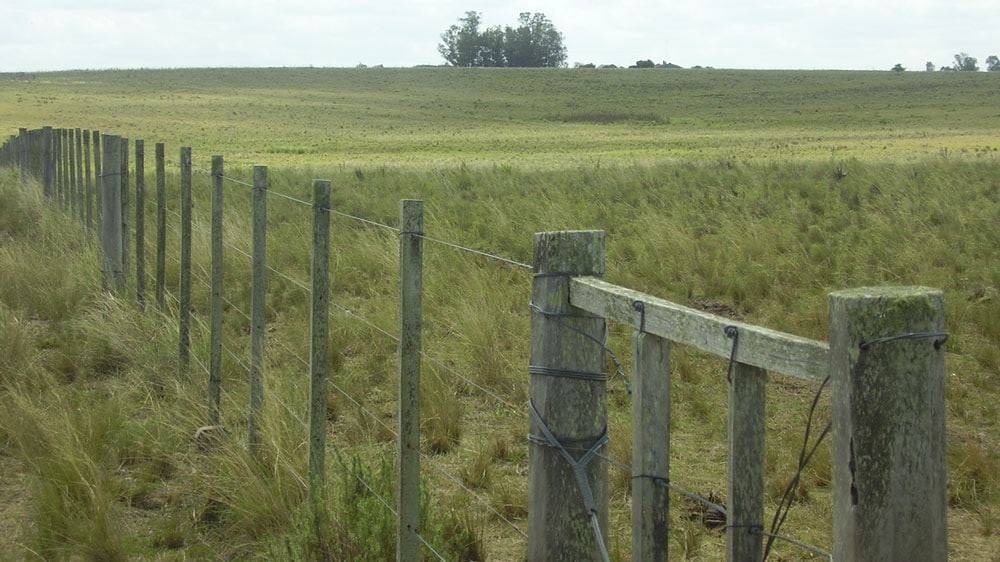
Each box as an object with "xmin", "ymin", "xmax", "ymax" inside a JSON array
[
  {"xmin": 2, "ymin": 67, "xmax": 998, "ymax": 167},
  {"xmin": 0, "ymin": 68, "xmax": 998, "ymax": 560}
]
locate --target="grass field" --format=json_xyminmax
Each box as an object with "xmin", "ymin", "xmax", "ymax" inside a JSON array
[
  {"xmin": 1, "ymin": 67, "xmax": 999, "ymax": 561},
  {"xmin": 3, "ymin": 67, "xmax": 999, "ymax": 167}
]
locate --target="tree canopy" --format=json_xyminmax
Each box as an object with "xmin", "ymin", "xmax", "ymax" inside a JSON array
[
  {"xmin": 438, "ymin": 12, "xmax": 567, "ymax": 68},
  {"xmin": 952, "ymin": 53, "xmax": 979, "ymax": 71}
]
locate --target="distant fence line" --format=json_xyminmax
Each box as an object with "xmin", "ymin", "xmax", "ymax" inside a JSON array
[{"xmin": 1, "ymin": 126, "xmax": 950, "ymax": 561}]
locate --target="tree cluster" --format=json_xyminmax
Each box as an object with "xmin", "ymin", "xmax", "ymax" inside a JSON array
[
  {"xmin": 438, "ymin": 12, "xmax": 567, "ymax": 68},
  {"xmin": 913, "ymin": 53, "xmax": 1000, "ymax": 72}
]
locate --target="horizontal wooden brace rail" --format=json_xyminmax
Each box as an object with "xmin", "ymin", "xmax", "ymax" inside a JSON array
[{"xmin": 569, "ymin": 276, "xmax": 829, "ymax": 383}]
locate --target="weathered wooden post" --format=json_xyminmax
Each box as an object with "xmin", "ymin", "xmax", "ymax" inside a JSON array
[
  {"xmin": 42, "ymin": 126, "xmax": 54, "ymax": 199},
  {"xmin": 75, "ymin": 129, "xmax": 85, "ymax": 225},
  {"xmin": 100, "ymin": 135, "xmax": 125, "ymax": 291},
  {"xmin": 632, "ymin": 332, "xmax": 670, "ymax": 562},
  {"xmin": 17, "ymin": 128, "xmax": 28, "ymax": 175},
  {"xmin": 93, "ymin": 131, "xmax": 102, "ymax": 224},
  {"xmin": 62, "ymin": 129, "xmax": 71, "ymax": 210},
  {"xmin": 68, "ymin": 129, "xmax": 79, "ymax": 217},
  {"xmin": 528, "ymin": 230, "xmax": 609, "ymax": 562},
  {"xmin": 397, "ymin": 199, "xmax": 424, "ymax": 562},
  {"xmin": 120, "ymin": 137, "xmax": 130, "ymax": 275},
  {"xmin": 248, "ymin": 165, "xmax": 268, "ymax": 456},
  {"xmin": 308, "ymin": 179, "xmax": 331, "ymax": 498},
  {"xmin": 178, "ymin": 147, "xmax": 193, "ymax": 369},
  {"xmin": 57, "ymin": 129, "xmax": 66, "ymax": 208},
  {"xmin": 135, "ymin": 140, "xmax": 146, "ymax": 306},
  {"xmin": 829, "ymin": 286, "xmax": 947, "ymax": 562},
  {"xmin": 83, "ymin": 130, "xmax": 93, "ymax": 231},
  {"xmin": 208, "ymin": 155, "xmax": 224, "ymax": 426},
  {"xmin": 155, "ymin": 143, "xmax": 166, "ymax": 310},
  {"xmin": 727, "ymin": 358, "xmax": 767, "ymax": 561}
]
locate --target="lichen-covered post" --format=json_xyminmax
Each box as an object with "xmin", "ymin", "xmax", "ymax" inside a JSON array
[
  {"xmin": 829, "ymin": 287, "xmax": 947, "ymax": 561},
  {"xmin": 397, "ymin": 199, "xmax": 423, "ymax": 562},
  {"xmin": 528, "ymin": 230, "xmax": 608, "ymax": 562}
]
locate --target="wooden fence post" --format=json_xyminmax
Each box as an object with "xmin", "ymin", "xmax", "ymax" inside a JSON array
[
  {"xmin": 62, "ymin": 129, "xmax": 71, "ymax": 210},
  {"xmin": 100, "ymin": 134, "xmax": 124, "ymax": 291},
  {"xmin": 74, "ymin": 129, "xmax": 84, "ymax": 224},
  {"xmin": 155, "ymin": 142, "xmax": 166, "ymax": 310},
  {"xmin": 727, "ymin": 360, "xmax": 766, "ymax": 561},
  {"xmin": 829, "ymin": 286, "xmax": 947, "ymax": 562},
  {"xmin": 209, "ymin": 155, "xmax": 224, "ymax": 426},
  {"xmin": 57, "ymin": 129, "xmax": 65, "ymax": 208},
  {"xmin": 632, "ymin": 332, "xmax": 670, "ymax": 562},
  {"xmin": 136, "ymin": 140, "xmax": 146, "ymax": 306},
  {"xmin": 120, "ymin": 137, "xmax": 130, "ymax": 275},
  {"xmin": 397, "ymin": 199, "xmax": 424, "ymax": 562},
  {"xmin": 248, "ymin": 165, "xmax": 268, "ymax": 456},
  {"xmin": 68, "ymin": 129, "xmax": 78, "ymax": 217},
  {"xmin": 309, "ymin": 179, "xmax": 332, "ymax": 499},
  {"xmin": 528, "ymin": 230, "xmax": 608, "ymax": 562},
  {"xmin": 17, "ymin": 128, "xmax": 27, "ymax": 175},
  {"xmin": 93, "ymin": 131, "xmax": 102, "ymax": 224},
  {"xmin": 83, "ymin": 130, "xmax": 93, "ymax": 231},
  {"xmin": 42, "ymin": 126, "xmax": 53, "ymax": 199},
  {"xmin": 179, "ymin": 147, "xmax": 192, "ymax": 369}
]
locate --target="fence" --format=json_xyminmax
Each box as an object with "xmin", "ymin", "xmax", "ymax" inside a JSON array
[{"xmin": 1, "ymin": 126, "xmax": 949, "ymax": 561}]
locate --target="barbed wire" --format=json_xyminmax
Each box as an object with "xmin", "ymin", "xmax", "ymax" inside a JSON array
[
  {"xmin": 174, "ymin": 287, "xmax": 447, "ymax": 561},
  {"xmin": 176, "ymin": 249, "xmax": 528, "ymax": 542},
  {"xmin": 601, "ymin": 451, "xmax": 833, "ymax": 560},
  {"xmin": 417, "ymin": 233, "xmax": 532, "ymax": 270}
]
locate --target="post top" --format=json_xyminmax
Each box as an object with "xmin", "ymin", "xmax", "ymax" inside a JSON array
[
  {"xmin": 532, "ymin": 230, "xmax": 605, "ymax": 276},
  {"xmin": 829, "ymin": 286, "xmax": 942, "ymax": 299}
]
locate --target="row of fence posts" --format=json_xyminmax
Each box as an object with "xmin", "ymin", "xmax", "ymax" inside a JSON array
[
  {"xmin": 0, "ymin": 127, "xmax": 428, "ymax": 560},
  {"xmin": 2, "ymin": 126, "xmax": 949, "ymax": 561}
]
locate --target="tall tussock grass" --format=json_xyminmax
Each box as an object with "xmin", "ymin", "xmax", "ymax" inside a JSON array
[
  {"xmin": 2, "ymin": 151, "xmax": 1000, "ymax": 559},
  {"xmin": 0, "ymin": 169, "xmax": 487, "ymax": 560}
]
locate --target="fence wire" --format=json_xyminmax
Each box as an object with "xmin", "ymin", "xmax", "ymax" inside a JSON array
[{"xmin": 42, "ymin": 149, "xmax": 846, "ymax": 561}]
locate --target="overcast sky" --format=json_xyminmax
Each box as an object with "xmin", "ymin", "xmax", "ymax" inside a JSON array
[{"xmin": 1, "ymin": 0, "xmax": 997, "ymax": 72}]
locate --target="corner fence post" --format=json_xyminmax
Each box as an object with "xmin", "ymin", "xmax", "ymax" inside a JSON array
[
  {"xmin": 829, "ymin": 286, "xmax": 947, "ymax": 561},
  {"xmin": 397, "ymin": 199, "xmax": 424, "ymax": 562},
  {"xmin": 528, "ymin": 230, "xmax": 608, "ymax": 562}
]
